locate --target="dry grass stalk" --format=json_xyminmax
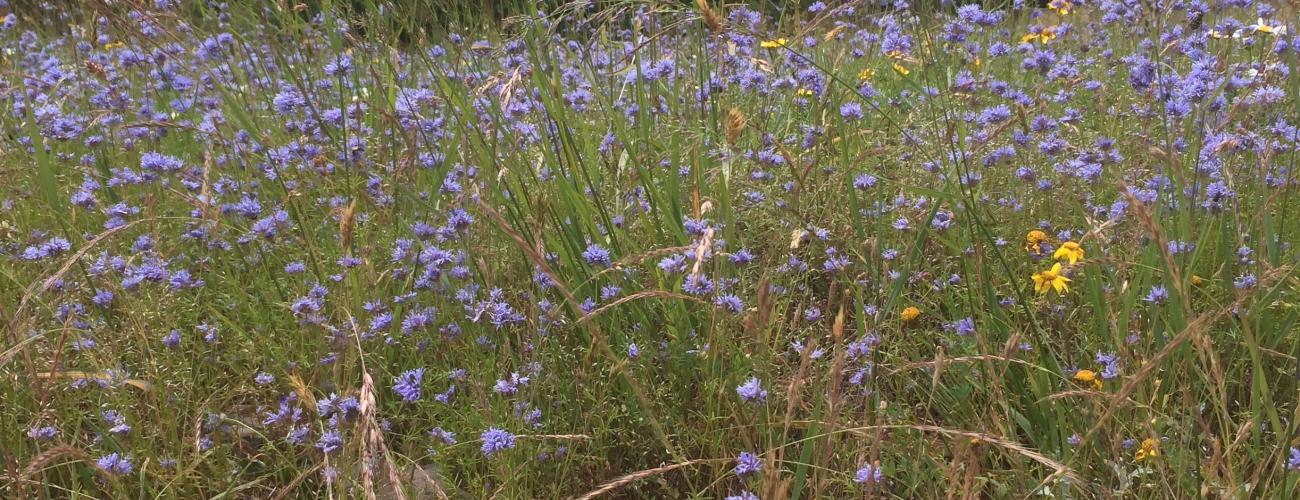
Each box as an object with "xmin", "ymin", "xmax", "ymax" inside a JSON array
[
  {"xmin": 695, "ymin": 0, "xmax": 722, "ymax": 33},
  {"xmin": 574, "ymin": 458, "xmax": 723, "ymax": 500}
]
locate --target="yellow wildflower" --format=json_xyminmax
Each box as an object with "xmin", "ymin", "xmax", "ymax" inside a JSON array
[
  {"xmin": 1021, "ymin": 26, "xmax": 1057, "ymax": 45},
  {"xmin": 1072, "ymin": 369, "xmax": 1102, "ymax": 390},
  {"xmin": 891, "ymin": 62, "xmax": 910, "ymax": 76},
  {"xmin": 858, "ymin": 68, "xmax": 875, "ymax": 81},
  {"xmin": 901, "ymin": 306, "xmax": 921, "ymax": 322},
  {"xmin": 884, "ymin": 50, "xmax": 905, "ymax": 60},
  {"xmin": 760, "ymin": 38, "xmax": 787, "ymax": 48},
  {"xmin": 1053, "ymin": 241, "xmax": 1085, "ymax": 265},
  {"xmin": 1024, "ymin": 230, "xmax": 1049, "ymax": 254},
  {"xmin": 1134, "ymin": 438, "xmax": 1159, "ymax": 462},
  {"xmin": 1249, "ymin": 18, "xmax": 1285, "ymax": 35},
  {"xmin": 1048, "ymin": 0, "xmax": 1072, "ymax": 15},
  {"xmin": 1190, "ymin": 275, "xmax": 1205, "ymax": 287},
  {"xmin": 103, "ymin": 41, "xmax": 126, "ymax": 50},
  {"xmin": 796, "ymin": 88, "xmax": 813, "ymax": 96},
  {"xmin": 1032, "ymin": 262, "xmax": 1071, "ymax": 295}
]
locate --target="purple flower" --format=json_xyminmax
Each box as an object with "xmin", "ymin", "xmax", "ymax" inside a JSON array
[
  {"xmin": 854, "ymin": 462, "xmax": 883, "ymax": 484},
  {"xmin": 96, "ymin": 453, "xmax": 133, "ymax": 476},
  {"xmin": 316, "ymin": 430, "xmax": 343, "ymax": 454},
  {"xmin": 1289, "ymin": 447, "xmax": 1300, "ymax": 471},
  {"xmin": 736, "ymin": 377, "xmax": 767, "ymax": 404},
  {"xmin": 853, "ymin": 173, "xmax": 878, "ymax": 190},
  {"xmin": 715, "ymin": 294, "xmax": 744, "ymax": 313},
  {"xmin": 27, "ymin": 426, "xmax": 56, "ymax": 440},
  {"xmin": 840, "ymin": 102, "xmax": 864, "ymax": 120},
  {"xmin": 1143, "ymin": 285, "xmax": 1168, "ymax": 304},
  {"xmin": 734, "ymin": 451, "xmax": 761, "ymax": 477},
  {"xmin": 582, "ymin": 244, "xmax": 612, "ymax": 267},
  {"xmin": 393, "ymin": 368, "xmax": 425, "ymax": 402},
  {"xmin": 480, "ymin": 427, "xmax": 516, "ymax": 458}
]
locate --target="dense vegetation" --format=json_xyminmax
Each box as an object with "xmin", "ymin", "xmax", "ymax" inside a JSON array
[{"xmin": 3, "ymin": 0, "xmax": 1300, "ymax": 498}]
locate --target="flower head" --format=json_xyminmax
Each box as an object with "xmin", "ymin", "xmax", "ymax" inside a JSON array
[
  {"xmin": 1021, "ymin": 26, "xmax": 1058, "ymax": 45},
  {"xmin": 760, "ymin": 38, "xmax": 787, "ymax": 48},
  {"xmin": 96, "ymin": 453, "xmax": 133, "ymax": 476},
  {"xmin": 1032, "ymin": 263, "xmax": 1071, "ymax": 295},
  {"xmin": 1024, "ymin": 230, "xmax": 1050, "ymax": 255},
  {"xmin": 480, "ymin": 427, "xmax": 516, "ymax": 458},
  {"xmin": 734, "ymin": 452, "xmax": 761, "ymax": 477},
  {"xmin": 1053, "ymin": 241, "xmax": 1084, "ymax": 264},
  {"xmin": 1134, "ymin": 437, "xmax": 1159, "ymax": 462},
  {"xmin": 736, "ymin": 377, "xmax": 767, "ymax": 404},
  {"xmin": 854, "ymin": 461, "xmax": 884, "ymax": 484},
  {"xmin": 901, "ymin": 306, "xmax": 921, "ymax": 322},
  {"xmin": 393, "ymin": 368, "xmax": 425, "ymax": 402},
  {"xmin": 1072, "ymin": 369, "xmax": 1101, "ymax": 390}
]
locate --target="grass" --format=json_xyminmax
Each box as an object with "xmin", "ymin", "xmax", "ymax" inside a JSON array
[{"xmin": 2, "ymin": 0, "xmax": 1300, "ymax": 497}]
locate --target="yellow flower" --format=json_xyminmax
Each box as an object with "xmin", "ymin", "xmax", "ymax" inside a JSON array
[
  {"xmin": 1024, "ymin": 230, "xmax": 1049, "ymax": 254},
  {"xmin": 1048, "ymin": 0, "xmax": 1072, "ymax": 15},
  {"xmin": 103, "ymin": 41, "xmax": 126, "ymax": 50},
  {"xmin": 1032, "ymin": 262, "xmax": 1071, "ymax": 295},
  {"xmin": 970, "ymin": 57, "xmax": 981, "ymax": 70},
  {"xmin": 1021, "ymin": 26, "xmax": 1057, "ymax": 45},
  {"xmin": 1053, "ymin": 241, "xmax": 1085, "ymax": 265},
  {"xmin": 760, "ymin": 38, "xmax": 787, "ymax": 48},
  {"xmin": 1190, "ymin": 275, "xmax": 1205, "ymax": 287},
  {"xmin": 795, "ymin": 88, "xmax": 813, "ymax": 96},
  {"xmin": 1134, "ymin": 438, "xmax": 1159, "ymax": 462},
  {"xmin": 884, "ymin": 50, "xmax": 905, "ymax": 60},
  {"xmin": 1072, "ymin": 369, "xmax": 1102, "ymax": 390},
  {"xmin": 891, "ymin": 62, "xmax": 910, "ymax": 76},
  {"xmin": 858, "ymin": 68, "xmax": 875, "ymax": 81},
  {"xmin": 1250, "ymin": 18, "xmax": 1285, "ymax": 35},
  {"xmin": 901, "ymin": 306, "xmax": 921, "ymax": 322}
]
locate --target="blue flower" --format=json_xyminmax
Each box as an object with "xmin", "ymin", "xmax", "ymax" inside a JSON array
[
  {"xmin": 734, "ymin": 451, "xmax": 761, "ymax": 477},
  {"xmin": 736, "ymin": 377, "xmax": 767, "ymax": 404},
  {"xmin": 582, "ymin": 244, "xmax": 612, "ymax": 267},
  {"xmin": 480, "ymin": 427, "xmax": 516, "ymax": 458},
  {"xmin": 854, "ymin": 462, "xmax": 883, "ymax": 484},
  {"xmin": 393, "ymin": 368, "xmax": 425, "ymax": 402},
  {"xmin": 96, "ymin": 453, "xmax": 133, "ymax": 476}
]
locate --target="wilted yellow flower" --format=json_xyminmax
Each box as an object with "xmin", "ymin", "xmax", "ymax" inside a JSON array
[
  {"xmin": 1021, "ymin": 26, "xmax": 1057, "ymax": 45},
  {"xmin": 901, "ymin": 306, "xmax": 921, "ymax": 322},
  {"xmin": 1032, "ymin": 262, "xmax": 1071, "ymax": 295},
  {"xmin": 1190, "ymin": 275, "xmax": 1205, "ymax": 286},
  {"xmin": 103, "ymin": 41, "xmax": 126, "ymax": 50},
  {"xmin": 1024, "ymin": 230, "xmax": 1049, "ymax": 254},
  {"xmin": 1134, "ymin": 438, "xmax": 1159, "ymax": 462},
  {"xmin": 1072, "ymin": 369, "xmax": 1102, "ymax": 390},
  {"xmin": 891, "ymin": 62, "xmax": 910, "ymax": 76},
  {"xmin": 760, "ymin": 38, "xmax": 787, "ymax": 48},
  {"xmin": 1053, "ymin": 241, "xmax": 1085, "ymax": 265},
  {"xmin": 858, "ymin": 68, "xmax": 875, "ymax": 81}
]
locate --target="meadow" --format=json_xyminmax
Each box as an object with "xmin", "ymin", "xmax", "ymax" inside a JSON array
[{"xmin": 2, "ymin": 0, "xmax": 1300, "ymax": 498}]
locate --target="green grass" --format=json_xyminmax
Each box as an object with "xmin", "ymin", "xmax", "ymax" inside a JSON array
[{"xmin": 2, "ymin": 0, "xmax": 1300, "ymax": 498}]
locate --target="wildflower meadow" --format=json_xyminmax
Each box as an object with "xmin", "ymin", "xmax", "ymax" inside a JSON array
[{"xmin": 3, "ymin": 0, "xmax": 1300, "ymax": 497}]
